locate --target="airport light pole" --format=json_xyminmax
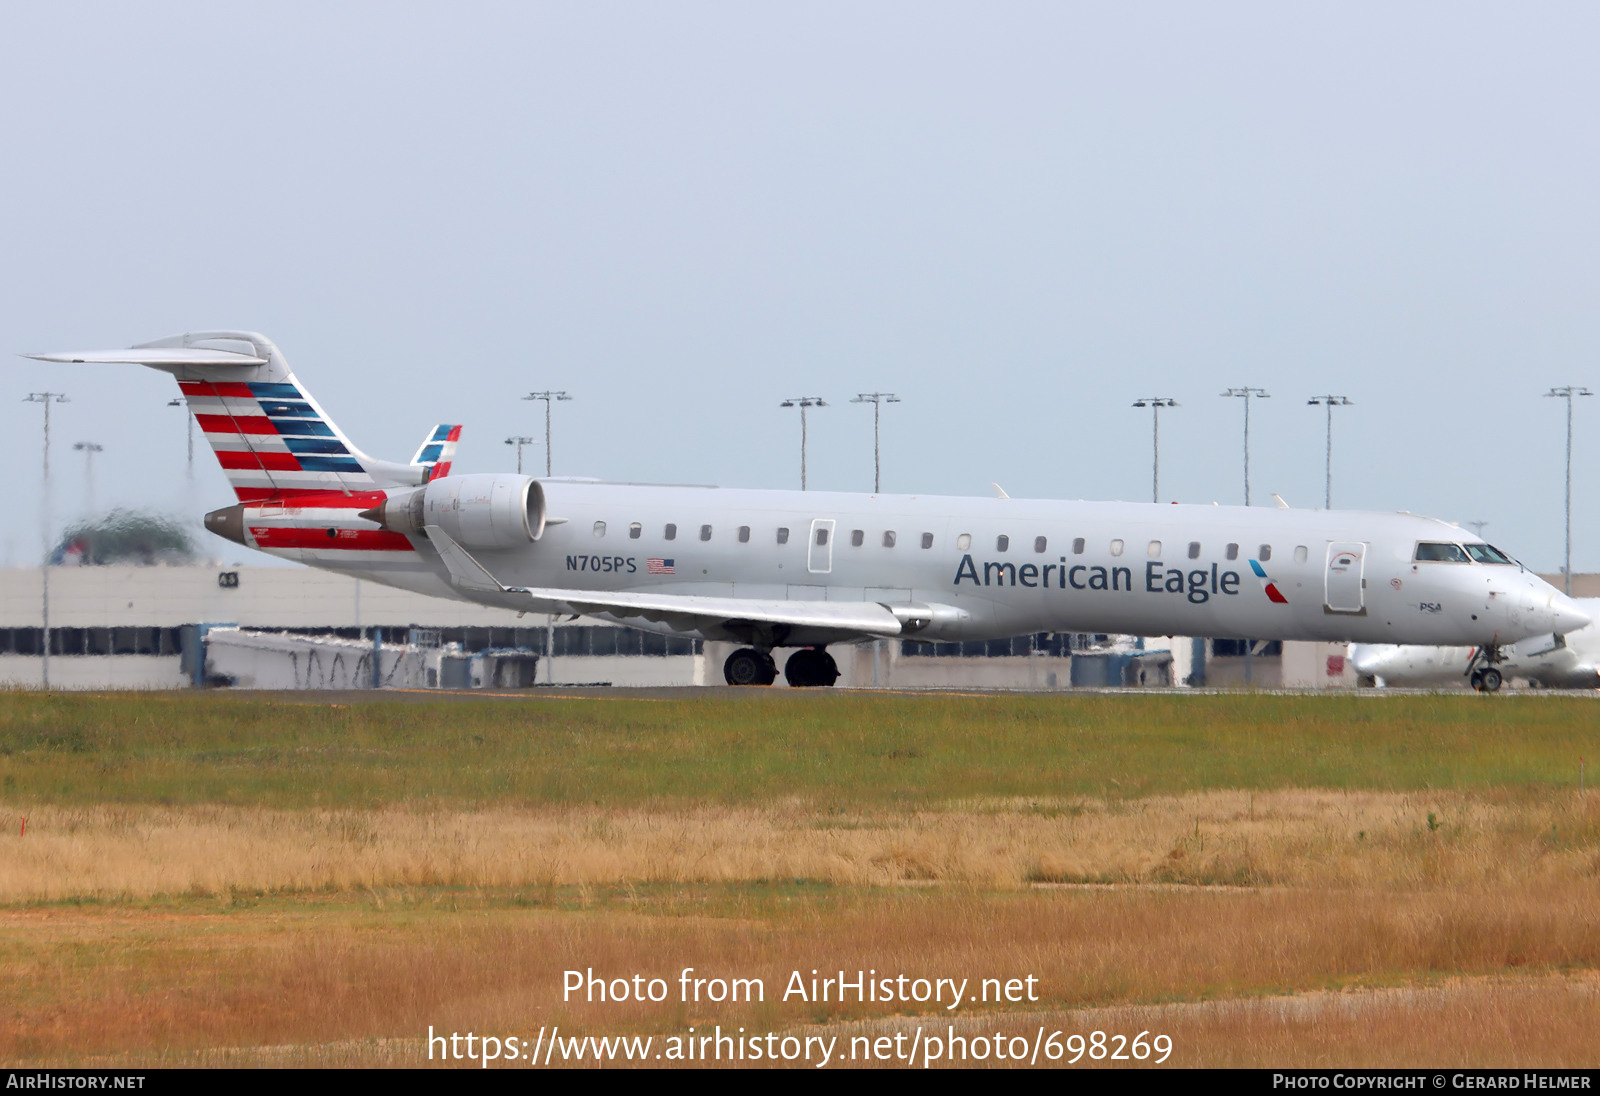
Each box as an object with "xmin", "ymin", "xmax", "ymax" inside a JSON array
[
  {"xmin": 1466, "ymin": 520, "xmax": 1489, "ymax": 539},
  {"xmin": 1219, "ymin": 387, "xmax": 1269, "ymax": 506},
  {"xmin": 25, "ymin": 392, "xmax": 69, "ymax": 689},
  {"xmin": 521, "ymin": 390, "xmax": 572, "ymax": 476},
  {"xmin": 73, "ymin": 441, "xmax": 102, "ymax": 516},
  {"xmin": 780, "ymin": 397, "xmax": 826, "ymax": 490},
  {"xmin": 505, "ymin": 435, "xmax": 535, "ymax": 475},
  {"xmin": 167, "ymin": 398, "xmax": 194, "ymax": 478},
  {"xmin": 1305, "ymin": 395, "xmax": 1353, "ymax": 510},
  {"xmin": 850, "ymin": 392, "xmax": 899, "ymax": 493},
  {"xmin": 1545, "ymin": 385, "xmax": 1592, "ymax": 594},
  {"xmin": 1131, "ymin": 398, "xmax": 1177, "ymax": 503}
]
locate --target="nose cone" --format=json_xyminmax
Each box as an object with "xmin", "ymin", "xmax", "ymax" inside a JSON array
[{"xmin": 1545, "ymin": 594, "xmax": 1592, "ymax": 636}]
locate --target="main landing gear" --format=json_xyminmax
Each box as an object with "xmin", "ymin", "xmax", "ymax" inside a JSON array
[
  {"xmin": 721, "ymin": 647, "xmax": 840, "ymax": 687},
  {"xmin": 783, "ymin": 647, "xmax": 840, "ymax": 688},
  {"xmin": 723, "ymin": 648, "xmax": 777, "ymax": 686},
  {"xmin": 1467, "ymin": 646, "xmax": 1505, "ymax": 693}
]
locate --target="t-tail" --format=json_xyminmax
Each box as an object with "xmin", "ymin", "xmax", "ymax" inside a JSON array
[{"xmin": 25, "ymin": 330, "xmax": 459, "ymax": 562}]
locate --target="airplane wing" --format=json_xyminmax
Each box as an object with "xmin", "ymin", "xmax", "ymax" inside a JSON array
[{"xmin": 425, "ymin": 524, "xmax": 906, "ymax": 639}]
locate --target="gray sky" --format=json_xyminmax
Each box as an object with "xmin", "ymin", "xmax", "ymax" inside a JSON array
[{"xmin": 3, "ymin": 2, "xmax": 1597, "ymax": 571}]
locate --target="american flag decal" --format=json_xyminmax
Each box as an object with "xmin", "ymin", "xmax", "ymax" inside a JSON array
[{"xmin": 647, "ymin": 558, "xmax": 675, "ymax": 575}]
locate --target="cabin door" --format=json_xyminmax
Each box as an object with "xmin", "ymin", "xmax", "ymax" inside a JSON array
[
  {"xmin": 807, "ymin": 519, "xmax": 836, "ymax": 574},
  {"xmin": 1324, "ymin": 541, "xmax": 1366, "ymax": 613}
]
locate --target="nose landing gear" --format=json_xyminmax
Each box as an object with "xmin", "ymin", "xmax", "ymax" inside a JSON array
[{"xmin": 1466, "ymin": 646, "xmax": 1505, "ymax": 693}]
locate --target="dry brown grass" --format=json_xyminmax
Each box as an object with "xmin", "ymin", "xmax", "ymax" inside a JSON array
[
  {"xmin": 6, "ymin": 789, "xmax": 1598, "ymax": 1067},
  {"xmin": 2, "ymin": 788, "xmax": 1598, "ymax": 900},
  {"xmin": 6, "ymin": 885, "xmax": 1600, "ymax": 1067}
]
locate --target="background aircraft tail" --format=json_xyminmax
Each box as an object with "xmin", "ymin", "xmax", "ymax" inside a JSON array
[{"xmin": 411, "ymin": 424, "xmax": 462, "ymax": 481}]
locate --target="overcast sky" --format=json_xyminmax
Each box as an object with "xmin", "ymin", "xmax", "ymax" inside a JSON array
[{"xmin": 3, "ymin": 2, "xmax": 1597, "ymax": 571}]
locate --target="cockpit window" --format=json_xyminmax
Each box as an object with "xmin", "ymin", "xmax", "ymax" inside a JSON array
[
  {"xmin": 1414, "ymin": 542, "xmax": 1470, "ymax": 563},
  {"xmin": 1464, "ymin": 543, "xmax": 1515, "ymax": 565}
]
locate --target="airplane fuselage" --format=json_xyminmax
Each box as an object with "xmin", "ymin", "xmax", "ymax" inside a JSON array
[{"xmin": 267, "ymin": 480, "xmax": 1571, "ymax": 650}]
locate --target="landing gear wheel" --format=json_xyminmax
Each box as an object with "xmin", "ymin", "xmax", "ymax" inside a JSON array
[
  {"xmin": 724, "ymin": 647, "xmax": 777, "ymax": 686},
  {"xmin": 1469, "ymin": 669, "xmax": 1484, "ymax": 691},
  {"xmin": 783, "ymin": 648, "xmax": 840, "ymax": 688},
  {"xmin": 1477, "ymin": 667, "xmax": 1503, "ymax": 693}
]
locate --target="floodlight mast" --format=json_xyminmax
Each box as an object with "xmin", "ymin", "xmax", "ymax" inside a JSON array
[
  {"xmin": 1545, "ymin": 385, "xmax": 1593, "ymax": 595},
  {"xmin": 1219, "ymin": 387, "xmax": 1269, "ymax": 506},
  {"xmin": 24, "ymin": 392, "xmax": 69, "ymax": 690},
  {"xmin": 504, "ymin": 436, "xmax": 535, "ymax": 475},
  {"xmin": 1131, "ymin": 398, "xmax": 1177, "ymax": 503},
  {"xmin": 73, "ymin": 441, "xmax": 103, "ymax": 516},
  {"xmin": 167, "ymin": 398, "xmax": 195, "ymax": 477},
  {"xmin": 780, "ymin": 397, "xmax": 826, "ymax": 490},
  {"xmin": 1306, "ymin": 395, "xmax": 1353, "ymax": 510},
  {"xmin": 850, "ymin": 392, "xmax": 900, "ymax": 493},
  {"xmin": 521, "ymin": 391, "xmax": 572, "ymax": 477}
]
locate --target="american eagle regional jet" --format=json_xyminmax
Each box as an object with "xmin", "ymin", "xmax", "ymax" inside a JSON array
[{"xmin": 26, "ymin": 332, "xmax": 1590, "ymax": 689}]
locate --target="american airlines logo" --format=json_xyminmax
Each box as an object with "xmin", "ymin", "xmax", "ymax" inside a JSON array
[
  {"xmin": 647, "ymin": 558, "xmax": 675, "ymax": 575},
  {"xmin": 1249, "ymin": 560, "xmax": 1289, "ymax": 604}
]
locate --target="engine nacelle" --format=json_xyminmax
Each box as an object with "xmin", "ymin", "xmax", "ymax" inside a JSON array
[{"xmin": 371, "ymin": 473, "xmax": 546, "ymax": 549}]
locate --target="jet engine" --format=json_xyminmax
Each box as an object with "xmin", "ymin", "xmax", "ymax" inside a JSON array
[{"xmin": 367, "ymin": 473, "xmax": 547, "ymax": 549}]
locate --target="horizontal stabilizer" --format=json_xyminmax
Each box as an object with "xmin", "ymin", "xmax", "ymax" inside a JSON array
[{"xmin": 26, "ymin": 348, "xmax": 267, "ymax": 367}]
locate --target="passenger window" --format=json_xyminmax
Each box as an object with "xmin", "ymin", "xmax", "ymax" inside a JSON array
[
  {"xmin": 957, "ymin": 533, "xmax": 972, "ymax": 550},
  {"xmin": 593, "ymin": 521, "xmax": 606, "ymax": 537},
  {"xmin": 851, "ymin": 529, "xmax": 864, "ymax": 547},
  {"xmin": 1072, "ymin": 538, "xmax": 1085, "ymax": 555},
  {"xmin": 816, "ymin": 527, "xmax": 829, "ymax": 546},
  {"xmin": 1148, "ymin": 540, "xmax": 1162, "ymax": 558},
  {"xmin": 1034, "ymin": 536, "xmax": 1047, "ymax": 553},
  {"xmin": 997, "ymin": 535, "xmax": 1009, "ymax": 552},
  {"xmin": 883, "ymin": 531, "xmax": 897, "ymax": 548},
  {"xmin": 1110, "ymin": 539, "xmax": 1124, "ymax": 557},
  {"xmin": 920, "ymin": 532, "xmax": 933, "ymax": 549},
  {"xmin": 628, "ymin": 522, "xmax": 641, "ymax": 540},
  {"xmin": 776, "ymin": 527, "xmax": 789, "ymax": 545},
  {"xmin": 700, "ymin": 524, "xmax": 712, "ymax": 541},
  {"xmin": 1294, "ymin": 545, "xmax": 1308, "ymax": 563},
  {"xmin": 1226, "ymin": 543, "xmax": 1239, "ymax": 561},
  {"xmin": 1188, "ymin": 541, "xmax": 1201, "ymax": 560},
  {"xmin": 664, "ymin": 523, "xmax": 677, "ymax": 541},
  {"xmin": 1258, "ymin": 544, "xmax": 1271, "ymax": 562},
  {"xmin": 738, "ymin": 526, "xmax": 750, "ymax": 543},
  {"xmin": 1414, "ymin": 542, "xmax": 1469, "ymax": 562}
]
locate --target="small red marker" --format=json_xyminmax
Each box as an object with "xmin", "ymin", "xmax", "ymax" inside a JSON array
[{"xmin": 20, "ymin": 817, "xmax": 26, "ymax": 837}]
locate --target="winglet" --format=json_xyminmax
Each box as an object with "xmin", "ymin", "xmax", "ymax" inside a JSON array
[
  {"xmin": 991, "ymin": 482, "xmax": 1010, "ymax": 499},
  {"xmin": 1272, "ymin": 493, "xmax": 1290, "ymax": 510}
]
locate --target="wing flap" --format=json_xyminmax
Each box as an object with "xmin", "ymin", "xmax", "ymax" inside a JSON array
[{"xmin": 424, "ymin": 524, "xmax": 904, "ymax": 638}]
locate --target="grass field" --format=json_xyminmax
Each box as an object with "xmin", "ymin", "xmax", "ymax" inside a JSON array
[{"xmin": 1, "ymin": 690, "xmax": 1597, "ymax": 1068}]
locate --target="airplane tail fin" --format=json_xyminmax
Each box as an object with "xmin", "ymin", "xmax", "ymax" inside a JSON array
[{"xmin": 26, "ymin": 331, "xmax": 442, "ymax": 502}]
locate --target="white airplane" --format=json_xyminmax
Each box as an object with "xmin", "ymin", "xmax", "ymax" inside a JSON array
[
  {"xmin": 1351, "ymin": 598, "xmax": 1600, "ymax": 691},
  {"xmin": 26, "ymin": 331, "xmax": 1591, "ymax": 687}
]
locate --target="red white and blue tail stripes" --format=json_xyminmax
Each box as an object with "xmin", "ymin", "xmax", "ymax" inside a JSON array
[
  {"xmin": 411, "ymin": 424, "xmax": 461, "ymax": 481},
  {"xmin": 179, "ymin": 378, "xmax": 378, "ymax": 502}
]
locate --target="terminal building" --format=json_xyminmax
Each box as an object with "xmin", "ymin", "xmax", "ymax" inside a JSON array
[{"xmin": 1, "ymin": 561, "xmax": 1550, "ymax": 691}]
